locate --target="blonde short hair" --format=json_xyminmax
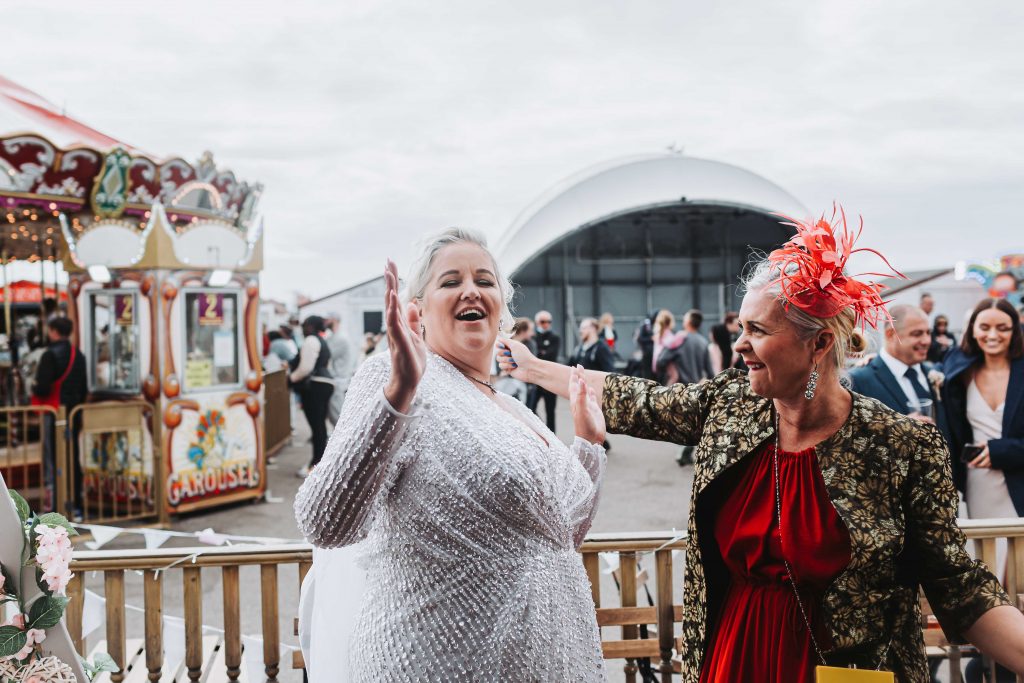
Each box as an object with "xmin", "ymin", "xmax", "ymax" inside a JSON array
[{"xmin": 403, "ymin": 228, "xmax": 514, "ymax": 331}]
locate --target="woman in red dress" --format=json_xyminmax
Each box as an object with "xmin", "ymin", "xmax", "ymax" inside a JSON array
[{"xmin": 499, "ymin": 207, "xmax": 1024, "ymax": 682}]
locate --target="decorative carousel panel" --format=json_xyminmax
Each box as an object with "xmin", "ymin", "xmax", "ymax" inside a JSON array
[
  {"xmin": 165, "ymin": 397, "xmax": 262, "ymax": 509},
  {"xmin": 0, "ymin": 134, "xmax": 101, "ymax": 202}
]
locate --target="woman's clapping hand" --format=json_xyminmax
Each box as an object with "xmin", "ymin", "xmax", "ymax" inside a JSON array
[
  {"xmin": 383, "ymin": 259, "xmax": 427, "ymax": 414},
  {"xmin": 569, "ymin": 364, "xmax": 606, "ymax": 446}
]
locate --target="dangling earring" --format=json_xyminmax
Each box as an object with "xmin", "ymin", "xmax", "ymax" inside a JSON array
[{"xmin": 805, "ymin": 364, "xmax": 819, "ymax": 400}]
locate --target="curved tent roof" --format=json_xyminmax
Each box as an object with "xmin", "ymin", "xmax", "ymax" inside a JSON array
[
  {"xmin": 495, "ymin": 153, "xmax": 809, "ymax": 274},
  {"xmin": 0, "ymin": 75, "xmax": 133, "ymax": 150}
]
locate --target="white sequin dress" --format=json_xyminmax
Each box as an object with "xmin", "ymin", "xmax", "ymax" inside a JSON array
[{"xmin": 294, "ymin": 352, "xmax": 608, "ymax": 682}]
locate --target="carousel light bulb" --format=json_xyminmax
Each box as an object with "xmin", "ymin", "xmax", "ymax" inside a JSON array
[
  {"xmin": 48, "ymin": 202, "xmax": 56, "ymax": 210},
  {"xmin": 30, "ymin": 214, "xmax": 37, "ymax": 221},
  {"xmin": 45, "ymin": 239, "xmax": 52, "ymax": 245},
  {"xmin": 208, "ymin": 269, "xmax": 232, "ymax": 287},
  {"xmin": 88, "ymin": 265, "xmax": 112, "ymax": 283}
]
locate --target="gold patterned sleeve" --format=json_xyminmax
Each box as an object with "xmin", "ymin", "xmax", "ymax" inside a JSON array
[
  {"xmin": 601, "ymin": 371, "xmax": 731, "ymax": 444},
  {"xmin": 903, "ymin": 420, "xmax": 1011, "ymax": 641}
]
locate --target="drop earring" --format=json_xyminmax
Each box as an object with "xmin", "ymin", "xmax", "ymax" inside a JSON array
[{"xmin": 805, "ymin": 364, "xmax": 819, "ymax": 400}]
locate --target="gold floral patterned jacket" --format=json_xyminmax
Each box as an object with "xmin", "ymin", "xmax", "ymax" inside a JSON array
[{"xmin": 602, "ymin": 370, "xmax": 1009, "ymax": 683}]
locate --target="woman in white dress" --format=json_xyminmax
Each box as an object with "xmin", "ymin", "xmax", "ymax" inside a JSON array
[
  {"xmin": 943, "ymin": 297, "xmax": 1024, "ymax": 574},
  {"xmin": 294, "ymin": 229, "xmax": 608, "ymax": 682}
]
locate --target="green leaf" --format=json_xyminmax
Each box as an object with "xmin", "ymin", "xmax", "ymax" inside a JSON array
[
  {"xmin": 9, "ymin": 490, "xmax": 30, "ymax": 524},
  {"xmin": 91, "ymin": 651, "xmax": 118, "ymax": 672},
  {"xmin": 35, "ymin": 512, "xmax": 78, "ymax": 536},
  {"xmin": 28, "ymin": 595, "xmax": 68, "ymax": 629},
  {"xmin": 0, "ymin": 625, "xmax": 27, "ymax": 658}
]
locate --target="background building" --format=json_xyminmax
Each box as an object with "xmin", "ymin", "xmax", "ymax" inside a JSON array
[{"xmin": 494, "ymin": 153, "xmax": 810, "ymax": 360}]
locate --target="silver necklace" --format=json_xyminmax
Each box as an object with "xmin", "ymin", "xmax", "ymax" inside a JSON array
[
  {"xmin": 463, "ymin": 372, "xmax": 496, "ymax": 394},
  {"xmin": 772, "ymin": 409, "xmax": 892, "ymax": 671}
]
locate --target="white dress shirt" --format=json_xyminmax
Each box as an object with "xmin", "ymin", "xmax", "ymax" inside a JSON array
[{"xmin": 878, "ymin": 347, "xmax": 929, "ymax": 411}]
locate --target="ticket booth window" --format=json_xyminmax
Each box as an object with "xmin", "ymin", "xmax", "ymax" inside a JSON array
[
  {"xmin": 184, "ymin": 291, "xmax": 240, "ymax": 391},
  {"xmin": 89, "ymin": 291, "xmax": 141, "ymax": 393}
]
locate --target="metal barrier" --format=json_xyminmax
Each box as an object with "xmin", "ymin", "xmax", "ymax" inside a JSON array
[
  {"xmin": 0, "ymin": 404, "xmax": 62, "ymax": 515},
  {"xmin": 67, "ymin": 400, "xmax": 162, "ymax": 525}
]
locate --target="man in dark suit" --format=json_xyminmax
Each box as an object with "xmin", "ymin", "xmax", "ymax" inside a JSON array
[
  {"xmin": 526, "ymin": 310, "xmax": 561, "ymax": 431},
  {"xmin": 568, "ymin": 318, "xmax": 616, "ymax": 372},
  {"xmin": 849, "ymin": 304, "xmax": 938, "ymax": 419}
]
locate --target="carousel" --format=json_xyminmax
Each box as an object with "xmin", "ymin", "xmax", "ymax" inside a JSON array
[{"xmin": 0, "ymin": 75, "xmax": 268, "ymax": 521}]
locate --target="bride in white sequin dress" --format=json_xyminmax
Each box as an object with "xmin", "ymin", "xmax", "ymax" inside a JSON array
[{"xmin": 295, "ymin": 229, "xmax": 608, "ymax": 682}]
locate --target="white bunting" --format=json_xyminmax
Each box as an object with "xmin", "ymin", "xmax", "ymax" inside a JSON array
[
  {"xmin": 600, "ymin": 552, "xmax": 620, "ymax": 575},
  {"xmin": 142, "ymin": 529, "xmax": 173, "ymax": 550},
  {"xmin": 84, "ymin": 525, "xmax": 123, "ymax": 550},
  {"xmin": 196, "ymin": 528, "xmax": 228, "ymax": 546},
  {"xmin": 82, "ymin": 589, "xmax": 106, "ymax": 640},
  {"xmin": 163, "ymin": 615, "xmax": 186, "ymax": 671}
]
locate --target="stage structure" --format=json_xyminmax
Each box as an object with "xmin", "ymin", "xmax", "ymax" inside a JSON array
[
  {"xmin": 494, "ymin": 153, "xmax": 810, "ymax": 358},
  {"xmin": 0, "ymin": 76, "xmax": 267, "ymax": 519}
]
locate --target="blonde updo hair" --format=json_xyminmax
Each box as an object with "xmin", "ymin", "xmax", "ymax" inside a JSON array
[
  {"xmin": 741, "ymin": 259, "xmax": 867, "ymax": 374},
  {"xmin": 653, "ymin": 309, "xmax": 675, "ymax": 339},
  {"xmin": 403, "ymin": 228, "xmax": 515, "ymax": 331}
]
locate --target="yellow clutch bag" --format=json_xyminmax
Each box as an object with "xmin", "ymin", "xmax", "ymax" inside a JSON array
[{"xmin": 815, "ymin": 666, "xmax": 895, "ymax": 682}]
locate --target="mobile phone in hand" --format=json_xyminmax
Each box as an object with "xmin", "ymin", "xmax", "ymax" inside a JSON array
[{"xmin": 960, "ymin": 445, "xmax": 984, "ymax": 463}]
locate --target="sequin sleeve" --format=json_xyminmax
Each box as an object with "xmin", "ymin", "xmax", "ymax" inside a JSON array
[
  {"xmin": 294, "ymin": 354, "xmax": 423, "ymax": 548},
  {"xmin": 566, "ymin": 437, "xmax": 606, "ymax": 548}
]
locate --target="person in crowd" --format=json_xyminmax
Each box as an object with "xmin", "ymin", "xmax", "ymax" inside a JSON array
[
  {"xmin": 929, "ymin": 314, "xmax": 957, "ymax": 364},
  {"xmin": 32, "ymin": 317, "xmax": 87, "ymax": 518},
  {"xmin": 295, "ymin": 229, "xmax": 607, "ymax": 680},
  {"xmin": 289, "ymin": 317, "xmax": 305, "ymax": 348},
  {"xmin": 632, "ymin": 310, "xmax": 658, "ymax": 380},
  {"xmin": 599, "ymin": 312, "xmax": 618, "ymax": 351},
  {"xmin": 666, "ymin": 309, "xmax": 713, "ymax": 384},
  {"xmin": 569, "ymin": 317, "xmax": 616, "ymax": 372},
  {"xmin": 920, "ymin": 292, "xmax": 935, "ymax": 320},
  {"xmin": 511, "ymin": 317, "xmax": 536, "ymax": 354},
  {"xmin": 849, "ymin": 304, "xmax": 938, "ymax": 418},
  {"xmin": 272, "ymin": 325, "xmax": 299, "ymax": 363},
  {"xmin": 361, "ymin": 331, "xmax": 382, "ymax": 358},
  {"xmin": 657, "ymin": 309, "xmax": 714, "ymax": 465},
  {"xmin": 290, "ymin": 315, "xmax": 334, "ymax": 478},
  {"xmin": 493, "ymin": 318, "xmax": 535, "ymax": 401},
  {"xmin": 942, "ymin": 298, "xmax": 1024, "ymax": 564},
  {"xmin": 526, "ymin": 309, "xmax": 561, "ymax": 431},
  {"xmin": 709, "ymin": 311, "xmax": 744, "ymax": 374},
  {"xmin": 325, "ymin": 314, "xmax": 355, "ymax": 428},
  {"xmin": 499, "ymin": 209, "xmax": 1024, "ymax": 682},
  {"xmin": 652, "ymin": 309, "xmax": 679, "ymax": 384}
]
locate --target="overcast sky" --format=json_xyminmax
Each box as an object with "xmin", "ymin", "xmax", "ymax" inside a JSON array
[{"xmin": 6, "ymin": 0, "xmax": 1023, "ymax": 303}]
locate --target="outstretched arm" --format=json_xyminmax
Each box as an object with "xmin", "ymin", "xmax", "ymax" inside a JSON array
[{"xmin": 497, "ymin": 338, "xmax": 608, "ymax": 401}]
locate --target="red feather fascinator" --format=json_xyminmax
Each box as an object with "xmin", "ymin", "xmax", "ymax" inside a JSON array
[{"xmin": 766, "ymin": 204, "xmax": 906, "ymax": 329}]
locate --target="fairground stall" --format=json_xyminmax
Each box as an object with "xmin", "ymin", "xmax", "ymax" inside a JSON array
[{"xmin": 0, "ymin": 76, "xmax": 271, "ymax": 522}]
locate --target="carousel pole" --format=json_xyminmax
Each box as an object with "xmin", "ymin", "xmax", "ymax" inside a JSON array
[
  {"xmin": 2, "ymin": 249, "xmax": 10, "ymax": 341},
  {"xmin": 39, "ymin": 245, "xmax": 46, "ymax": 328}
]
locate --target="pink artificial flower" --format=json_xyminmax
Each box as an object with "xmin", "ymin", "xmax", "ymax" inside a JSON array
[
  {"xmin": 0, "ymin": 570, "xmax": 5, "ymax": 594},
  {"xmin": 2, "ymin": 613, "xmax": 26, "ymax": 629},
  {"xmin": 25, "ymin": 629, "xmax": 46, "ymax": 647},
  {"xmin": 25, "ymin": 677, "xmax": 43, "ymax": 683},
  {"xmin": 43, "ymin": 565, "xmax": 73, "ymax": 595}
]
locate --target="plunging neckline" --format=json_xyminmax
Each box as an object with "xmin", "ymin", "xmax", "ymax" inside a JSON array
[
  {"xmin": 969, "ymin": 379, "xmax": 1006, "ymax": 414},
  {"xmin": 432, "ymin": 353, "xmax": 552, "ymax": 448}
]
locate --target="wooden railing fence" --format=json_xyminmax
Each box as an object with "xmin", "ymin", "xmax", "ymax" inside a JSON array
[
  {"xmin": 67, "ymin": 521, "xmax": 1024, "ymax": 682},
  {"xmin": 68, "ymin": 544, "xmax": 311, "ymax": 682}
]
